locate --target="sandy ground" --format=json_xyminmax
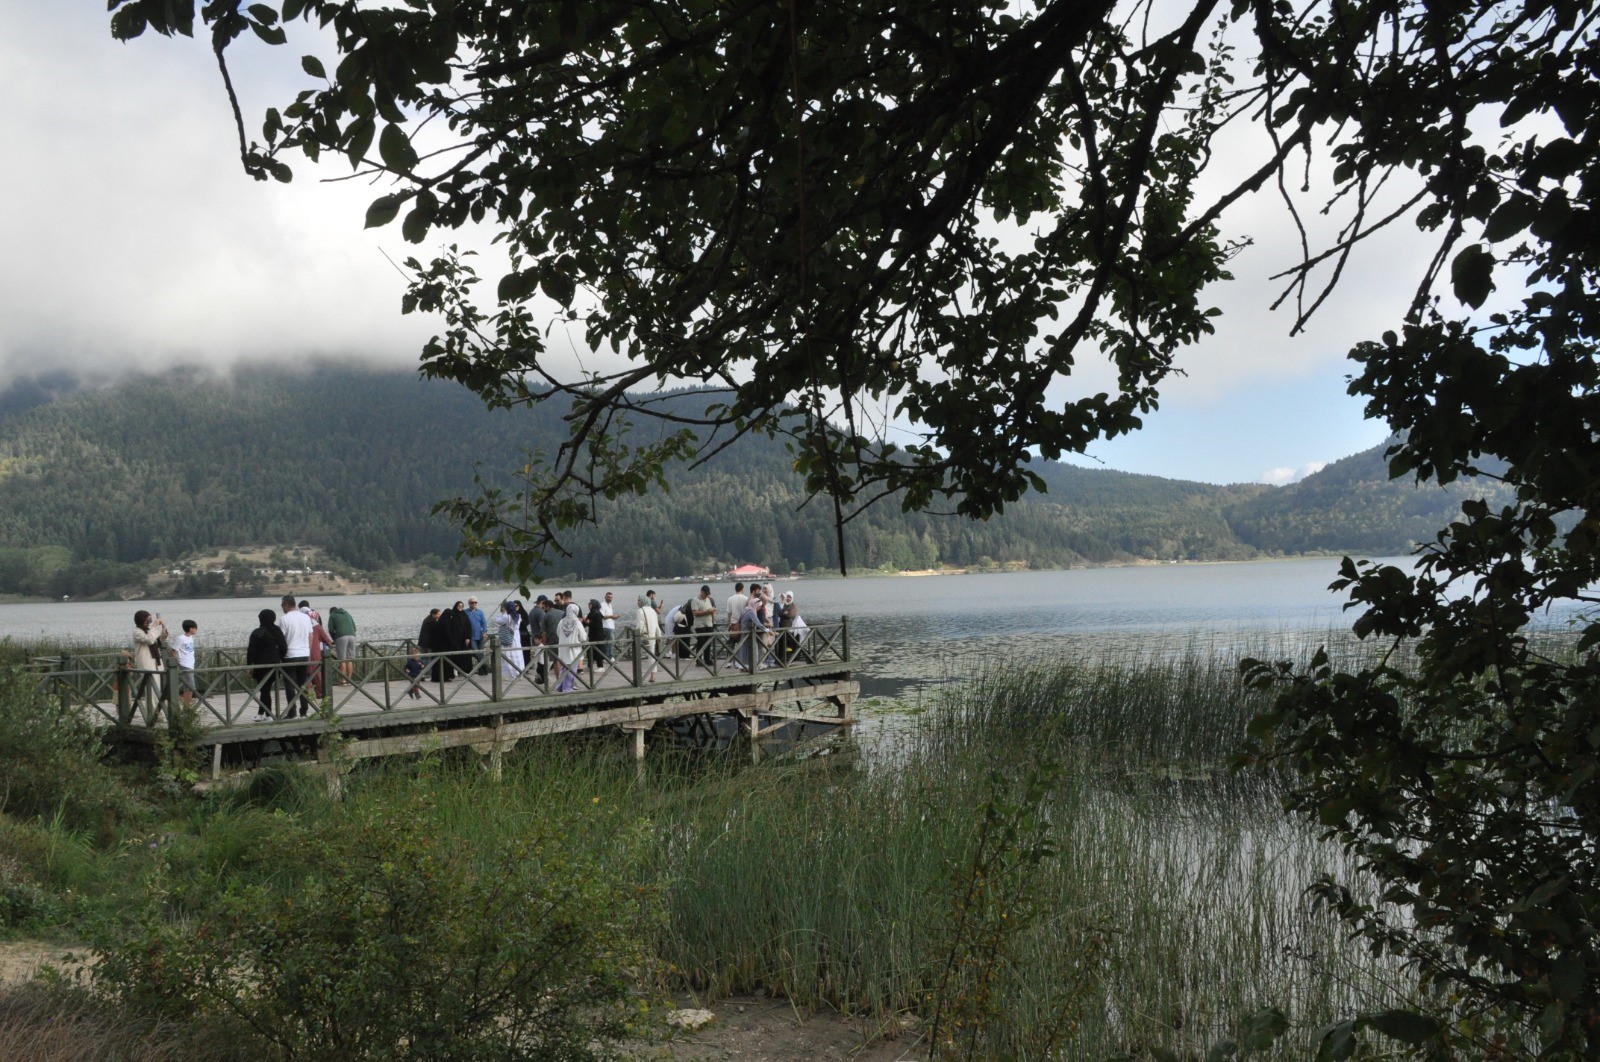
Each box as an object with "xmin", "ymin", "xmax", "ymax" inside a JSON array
[
  {"xmin": 0, "ymin": 940, "xmax": 93, "ymax": 986},
  {"xmin": 0, "ymin": 942, "xmax": 920, "ymax": 1060},
  {"xmin": 652, "ymin": 993, "xmax": 924, "ymax": 1061}
]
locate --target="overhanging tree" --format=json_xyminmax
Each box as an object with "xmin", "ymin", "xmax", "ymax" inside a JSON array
[{"xmin": 110, "ymin": 0, "xmax": 1599, "ymax": 1051}]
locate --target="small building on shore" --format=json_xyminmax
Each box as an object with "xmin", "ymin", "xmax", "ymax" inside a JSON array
[{"xmin": 727, "ymin": 563, "xmax": 773, "ymax": 581}]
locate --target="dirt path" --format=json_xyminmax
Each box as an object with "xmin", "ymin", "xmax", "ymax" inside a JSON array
[
  {"xmin": 0, "ymin": 940, "xmax": 92, "ymax": 986},
  {"xmin": 0, "ymin": 942, "xmax": 920, "ymax": 1060},
  {"xmin": 652, "ymin": 994, "xmax": 924, "ymax": 1061}
]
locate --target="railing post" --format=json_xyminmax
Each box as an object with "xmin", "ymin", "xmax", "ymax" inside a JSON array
[
  {"xmin": 115, "ymin": 662, "xmax": 132, "ymax": 726},
  {"xmin": 58, "ymin": 652, "xmax": 71, "ymax": 716},
  {"xmin": 320, "ymin": 653, "xmax": 333, "ymax": 712},
  {"xmin": 840, "ymin": 615, "xmax": 850, "ymax": 663},
  {"xmin": 631, "ymin": 628, "xmax": 642, "ymax": 688},
  {"xmin": 164, "ymin": 658, "xmax": 179, "ymax": 728},
  {"xmin": 491, "ymin": 638, "xmax": 503, "ymax": 701}
]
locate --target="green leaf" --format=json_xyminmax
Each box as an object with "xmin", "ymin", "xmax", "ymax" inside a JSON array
[
  {"xmin": 1449, "ymin": 244, "xmax": 1495, "ymax": 309},
  {"xmin": 1314, "ymin": 1020, "xmax": 1356, "ymax": 1061},
  {"xmin": 541, "ymin": 266, "xmax": 576, "ymax": 307},
  {"xmin": 1364, "ymin": 1008, "xmax": 1440, "ymax": 1044},
  {"xmin": 1551, "ymin": 953, "xmax": 1587, "ymax": 1001},
  {"xmin": 247, "ymin": 4, "xmax": 277, "ymax": 25},
  {"xmin": 364, "ymin": 194, "xmax": 406, "ymax": 229},
  {"xmin": 379, "ymin": 123, "xmax": 418, "ymax": 172},
  {"xmin": 109, "ymin": 6, "xmax": 148, "ymax": 40},
  {"xmin": 497, "ymin": 270, "xmax": 540, "ymax": 302},
  {"xmin": 345, "ymin": 116, "xmax": 376, "ymax": 170},
  {"xmin": 250, "ymin": 20, "xmax": 287, "ymax": 46},
  {"xmin": 1239, "ymin": 1006, "xmax": 1289, "ymax": 1050},
  {"xmin": 402, "ymin": 203, "xmax": 432, "ymax": 243},
  {"xmin": 1484, "ymin": 195, "xmax": 1536, "ymax": 242},
  {"xmin": 282, "ymin": 0, "xmax": 306, "ymax": 18},
  {"xmin": 301, "ymin": 54, "xmax": 326, "ymax": 79}
]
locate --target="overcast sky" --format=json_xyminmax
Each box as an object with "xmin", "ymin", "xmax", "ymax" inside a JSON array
[{"xmin": 0, "ymin": 3, "xmax": 1448, "ymax": 486}]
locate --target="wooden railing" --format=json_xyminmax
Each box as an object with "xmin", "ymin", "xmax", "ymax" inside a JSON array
[{"xmin": 34, "ymin": 619, "xmax": 850, "ymax": 730}]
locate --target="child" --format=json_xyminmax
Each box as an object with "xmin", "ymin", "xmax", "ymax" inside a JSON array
[
  {"xmin": 403, "ymin": 646, "xmax": 425, "ymax": 700},
  {"xmin": 172, "ymin": 619, "xmax": 198, "ymax": 708}
]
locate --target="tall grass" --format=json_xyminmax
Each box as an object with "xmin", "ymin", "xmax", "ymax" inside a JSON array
[
  {"xmin": 0, "ymin": 637, "xmax": 1420, "ymax": 1057},
  {"xmin": 645, "ymin": 644, "xmax": 1413, "ymax": 1056}
]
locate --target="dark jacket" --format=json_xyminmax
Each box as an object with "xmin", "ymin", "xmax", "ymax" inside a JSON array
[
  {"xmin": 441, "ymin": 607, "xmax": 472, "ymax": 651},
  {"xmin": 247, "ymin": 613, "xmax": 288, "ymax": 681}
]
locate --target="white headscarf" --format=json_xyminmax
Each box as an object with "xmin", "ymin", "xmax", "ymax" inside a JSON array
[{"xmin": 558, "ymin": 603, "xmax": 584, "ymax": 641}]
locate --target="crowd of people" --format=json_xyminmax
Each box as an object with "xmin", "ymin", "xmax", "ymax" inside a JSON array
[
  {"xmin": 129, "ymin": 596, "xmax": 358, "ymax": 721},
  {"xmin": 463, "ymin": 581, "xmax": 810, "ymax": 691},
  {"xmin": 124, "ymin": 581, "xmax": 810, "ymax": 722}
]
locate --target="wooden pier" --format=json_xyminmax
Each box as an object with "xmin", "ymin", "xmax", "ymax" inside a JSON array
[{"xmin": 35, "ymin": 621, "xmax": 856, "ymax": 779}]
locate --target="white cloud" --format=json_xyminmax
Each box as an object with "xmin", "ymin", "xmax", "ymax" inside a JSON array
[
  {"xmin": 1259, "ymin": 461, "xmax": 1327, "ymax": 486},
  {"xmin": 0, "ymin": 5, "xmax": 504, "ymax": 381}
]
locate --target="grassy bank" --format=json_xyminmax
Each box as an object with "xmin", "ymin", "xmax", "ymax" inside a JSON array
[{"xmin": 0, "ymin": 641, "xmax": 1417, "ymax": 1058}]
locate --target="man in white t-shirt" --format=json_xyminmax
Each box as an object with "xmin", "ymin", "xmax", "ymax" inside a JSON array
[
  {"xmin": 600, "ymin": 591, "xmax": 618, "ymax": 667},
  {"xmin": 277, "ymin": 595, "xmax": 315, "ymax": 717},
  {"xmin": 725, "ymin": 582, "xmax": 748, "ymax": 637}
]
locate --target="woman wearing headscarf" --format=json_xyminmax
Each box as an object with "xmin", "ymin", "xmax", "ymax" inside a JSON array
[
  {"xmin": 635, "ymin": 594, "xmax": 662, "ymax": 683},
  {"xmin": 778, "ymin": 590, "xmax": 809, "ymax": 664},
  {"xmin": 246, "ymin": 607, "xmax": 288, "ymax": 720},
  {"xmin": 419, "ymin": 607, "xmax": 442, "ymax": 680},
  {"xmin": 733, "ymin": 593, "xmax": 766, "ymax": 672},
  {"xmin": 585, "ymin": 599, "xmax": 607, "ymax": 672},
  {"xmin": 129, "ymin": 609, "xmax": 168, "ymax": 712},
  {"xmin": 557, "ymin": 603, "xmax": 585, "ymax": 692},
  {"xmin": 494, "ymin": 601, "xmax": 525, "ymax": 680},
  {"xmin": 303, "ymin": 603, "xmax": 334, "ymax": 698}
]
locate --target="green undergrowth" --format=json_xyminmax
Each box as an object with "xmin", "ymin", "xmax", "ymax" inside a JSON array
[{"xmin": 0, "ymin": 644, "xmax": 1427, "ymax": 1058}]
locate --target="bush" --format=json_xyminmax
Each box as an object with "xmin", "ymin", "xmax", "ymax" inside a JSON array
[
  {"xmin": 0, "ymin": 666, "xmax": 145, "ymax": 842},
  {"xmin": 92, "ymin": 791, "xmax": 662, "ymax": 1060}
]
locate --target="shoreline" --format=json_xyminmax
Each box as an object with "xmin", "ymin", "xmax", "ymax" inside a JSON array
[{"xmin": 7, "ymin": 551, "xmax": 1367, "ymax": 607}]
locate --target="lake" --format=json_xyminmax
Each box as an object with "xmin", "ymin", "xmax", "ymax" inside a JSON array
[{"xmin": 0, "ymin": 558, "xmax": 1392, "ymax": 697}]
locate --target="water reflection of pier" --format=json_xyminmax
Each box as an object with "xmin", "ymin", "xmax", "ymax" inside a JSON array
[{"xmin": 33, "ymin": 622, "xmax": 856, "ymax": 779}]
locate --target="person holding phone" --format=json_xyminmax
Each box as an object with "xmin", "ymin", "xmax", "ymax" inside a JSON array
[{"xmin": 129, "ymin": 609, "xmax": 168, "ymax": 714}]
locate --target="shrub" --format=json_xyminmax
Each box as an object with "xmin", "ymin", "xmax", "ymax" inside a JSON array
[
  {"xmin": 92, "ymin": 791, "xmax": 661, "ymax": 1060},
  {"xmin": 0, "ymin": 666, "xmax": 145, "ymax": 841}
]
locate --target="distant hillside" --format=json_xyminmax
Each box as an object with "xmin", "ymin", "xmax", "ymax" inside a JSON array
[
  {"xmin": 1225, "ymin": 444, "xmax": 1518, "ymax": 554},
  {"xmin": 0, "ymin": 365, "xmax": 1509, "ymax": 597}
]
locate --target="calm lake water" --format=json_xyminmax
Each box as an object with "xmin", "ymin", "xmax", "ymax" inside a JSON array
[{"xmin": 0, "ymin": 558, "xmax": 1397, "ymax": 697}]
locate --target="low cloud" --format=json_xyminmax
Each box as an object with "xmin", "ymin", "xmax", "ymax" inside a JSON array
[{"xmin": 1260, "ymin": 461, "xmax": 1327, "ymax": 486}]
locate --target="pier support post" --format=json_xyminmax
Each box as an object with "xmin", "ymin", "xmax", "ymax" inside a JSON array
[
  {"xmin": 491, "ymin": 640, "xmax": 503, "ymax": 701},
  {"xmin": 489, "ymin": 714, "xmax": 504, "ymax": 781},
  {"xmin": 211, "ymin": 742, "xmax": 223, "ymax": 782},
  {"xmin": 316, "ymin": 743, "xmax": 346, "ymax": 800},
  {"xmin": 621, "ymin": 721, "xmax": 649, "ymax": 781}
]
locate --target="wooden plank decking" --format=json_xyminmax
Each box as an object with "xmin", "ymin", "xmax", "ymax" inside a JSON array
[{"xmin": 35, "ymin": 622, "xmax": 856, "ymax": 775}]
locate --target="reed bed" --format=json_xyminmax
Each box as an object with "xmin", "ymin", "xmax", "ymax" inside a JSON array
[
  {"xmin": 3, "ymin": 636, "xmax": 1422, "ymax": 1057},
  {"xmin": 639, "ymin": 646, "xmax": 1413, "ymax": 1056},
  {"xmin": 316, "ymin": 636, "xmax": 1411, "ymax": 1056}
]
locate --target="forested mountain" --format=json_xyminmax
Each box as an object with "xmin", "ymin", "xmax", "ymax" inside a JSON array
[
  {"xmin": 0, "ymin": 364, "xmax": 1506, "ymax": 597},
  {"xmin": 1224, "ymin": 445, "xmax": 1519, "ymax": 555}
]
